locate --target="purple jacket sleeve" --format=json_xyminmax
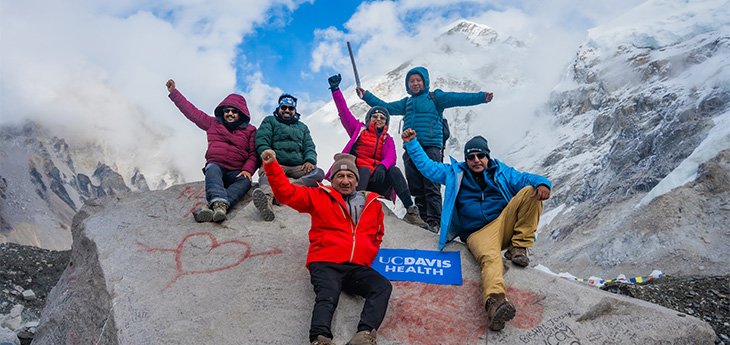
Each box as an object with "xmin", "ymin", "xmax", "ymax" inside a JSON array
[
  {"xmin": 333, "ymin": 89, "xmax": 362, "ymax": 136},
  {"xmin": 242, "ymin": 126, "xmax": 260, "ymax": 174},
  {"xmin": 168, "ymin": 89, "xmax": 215, "ymax": 131},
  {"xmin": 380, "ymin": 135, "xmax": 397, "ymax": 169}
]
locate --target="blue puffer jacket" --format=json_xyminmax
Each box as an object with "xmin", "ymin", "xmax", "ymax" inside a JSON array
[
  {"xmin": 404, "ymin": 140, "xmax": 552, "ymax": 250},
  {"xmin": 362, "ymin": 67, "xmax": 488, "ymax": 148}
]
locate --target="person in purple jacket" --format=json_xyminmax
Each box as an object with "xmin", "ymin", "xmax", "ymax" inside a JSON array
[
  {"xmin": 166, "ymin": 79, "xmax": 259, "ymax": 223},
  {"xmin": 328, "ymin": 74, "xmax": 427, "ymax": 229}
]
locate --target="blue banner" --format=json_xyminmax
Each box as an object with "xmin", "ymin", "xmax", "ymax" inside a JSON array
[{"xmin": 372, "ymin": 248, "xmax": 462, "ymax": 285}]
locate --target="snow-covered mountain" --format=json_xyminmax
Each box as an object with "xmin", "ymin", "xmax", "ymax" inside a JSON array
[
  {"xmin": 0, "ymin": 122, "xmax": 183, "ymax": 249},
  {"xmin": 308, "ymin": 0, "xmax": 729, "ymax": 278},
  {"xmin": 517, "ymin": 0, "xmax": 730, "ymax": 278}
]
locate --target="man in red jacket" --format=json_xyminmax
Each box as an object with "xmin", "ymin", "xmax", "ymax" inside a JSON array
[{"xmin": 261, "ymin": 150, "xmax": 392, "ymax": 345}]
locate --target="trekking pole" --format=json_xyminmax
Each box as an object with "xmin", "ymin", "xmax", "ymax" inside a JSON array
[{"xmin": 347, "ymin": 41, "xmax": 361, "ymax": 89}]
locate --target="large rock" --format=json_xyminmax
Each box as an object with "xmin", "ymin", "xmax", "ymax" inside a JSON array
[{"xmin": 32, "ymin": 182, "xmax": 715, "ymax": 344}]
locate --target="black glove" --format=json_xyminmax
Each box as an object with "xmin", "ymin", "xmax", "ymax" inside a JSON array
[
  {"xmin": 328, "ymin": 74, "xmax": 341, "ymax": 91},
  {"xmin": 371, "ymin": 164, "xmax": 386, "ymax": 185}
]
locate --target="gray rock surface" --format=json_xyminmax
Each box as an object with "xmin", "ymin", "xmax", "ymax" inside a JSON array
[
  {"xmin": 32, "ymin": 183, "xmax": 715, "ymax": 345},
  {"xmin": 0, "ymin": 326, "xmax": 20, "ymax": 345}
]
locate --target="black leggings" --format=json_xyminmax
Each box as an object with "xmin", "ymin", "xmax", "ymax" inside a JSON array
[
  {"xmin": 403, "ymin": 146, "xmax": 443, "ymax": 223},
  {"xmin": 357, "ymin": 166, "xmax": 413, "ymax": 208}
]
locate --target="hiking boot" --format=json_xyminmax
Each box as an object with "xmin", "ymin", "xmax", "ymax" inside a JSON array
[
  {"xmin": 427, "ymin": 220, "xmax": 440, "ymax": 234},
  {"xmin": 311, "ymin": 335, "xmax": 332, "ymax": 345},
  {"xmin": 346, "ymin": 329, "xmax": 377, "ymax": 345},
  {"xmin": 252, "ymin": 188, "xmax": 275, "ymax": 221},
  {"xmin": 192, "ymin": 204, "xmax": 214, "ymax": 223},
  {"xmin": 403, "ymin": 206, "xmax": 429, "ymax": 229},
  {"xmin": 504, "ymin": 245, "xmax": 529, "ymax": 267},
  {"xmin": 210, "ymin": 201, "xmax": 228, "ymax": 222},
  {"xmin": 485, "ymin": 293, "xmax": 516, "ymax": 331}
]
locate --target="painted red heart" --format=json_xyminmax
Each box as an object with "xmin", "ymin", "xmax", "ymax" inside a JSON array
[
  {"xmin": 176, "ymin": 232, "xmax": 251, "ymax": 275},
  {"xmin": 137, "ymin": 232, "xmax": 282, "ymax": 291}
]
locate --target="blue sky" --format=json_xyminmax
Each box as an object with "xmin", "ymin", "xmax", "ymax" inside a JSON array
[
  {"xmin": 235, "ymin": 0, "xmax": 499, "ymax": 106},
  {"xmin": 236, "ymin": 0, "xmax": 363, "ymax": 100}
]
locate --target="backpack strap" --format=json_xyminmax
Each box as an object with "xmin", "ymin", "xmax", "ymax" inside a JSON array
[{"xmin": 428, "ymin": 91, "xmax": 439, "ymax": 111}]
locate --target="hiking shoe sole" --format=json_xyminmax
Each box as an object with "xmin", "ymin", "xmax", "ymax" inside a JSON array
[
  {"xmin": 253, "ymin": 188, "xmax": 275, "ymax": 221},
  {"xmin": 193, "ymin": 208, "xmax": 214, "ymax": 223},
  {"xmin": 212, "ymin": 209, "xmax": 227, "ymax": 222},
  {"xmin": 489, "ymin": 301, "xmax": 516, "ymax": 331}
]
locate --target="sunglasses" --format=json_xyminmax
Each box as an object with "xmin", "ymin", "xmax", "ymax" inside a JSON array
[
  {"xmin": 370, "ymin": 114, "xmax": 387, "ymax": 120},
  {"xmin": 466, "ymin": 152, "xmax": 487, "ymax": 161},
  {"xmin": 222, "ymin": 108, "xmax": 239, "ymax": 114},
  {"xmin": 280, "ymin": 105, "xmax": 295, "ymax": 111}
]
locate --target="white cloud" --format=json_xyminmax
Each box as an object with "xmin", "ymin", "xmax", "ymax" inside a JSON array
[{"xmin": 0, "ymin": 0, "xmax": 304, "ymax": 183}]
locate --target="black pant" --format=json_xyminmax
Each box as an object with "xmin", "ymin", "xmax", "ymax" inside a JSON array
[
  {"xmin": 309, "ymin": 262, "xmax": 392, "ymax": 341},
  {"xmin": 403, "ymin": 146, "xmax": 443, "ymax": 223},
  {"xmin": 357, "ymin": 166, "xmax": 413, "ymax": 208}
]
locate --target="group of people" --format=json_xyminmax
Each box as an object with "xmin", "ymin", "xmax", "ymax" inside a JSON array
[{"xmin": 166, "ymin": 66, "xmax": 551, "ymax": 345}]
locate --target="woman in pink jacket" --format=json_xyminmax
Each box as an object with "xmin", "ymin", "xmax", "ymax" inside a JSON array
[
  {"xmin": 328, "ymin": 74, "xmax": 427, "ymax": 229},
  {"xmin": 166, "ymin": 79, "xmax": 259, "ymax": 223}
]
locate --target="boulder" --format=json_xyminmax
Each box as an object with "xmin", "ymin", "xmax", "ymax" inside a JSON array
[{"xmin": 32, "ymin": 182, "xmax": 715, "ymax": 344}]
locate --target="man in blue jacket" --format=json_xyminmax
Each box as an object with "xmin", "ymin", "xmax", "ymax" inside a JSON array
[
  {"xmin": 357, "ymin": 67, "xmax": 493, "ymax": 232},
  {"xmin": 401, "ymin": 128, "xmax": 551, "ymax": 332}
]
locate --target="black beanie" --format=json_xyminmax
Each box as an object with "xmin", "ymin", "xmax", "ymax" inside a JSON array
[
  {"xmin": 365, "ymin": 106, "xmax": 390, "ymax": 127},
  {"xmin": 464, "ymin": 136, "xmax": 491, "ymax": 158}
]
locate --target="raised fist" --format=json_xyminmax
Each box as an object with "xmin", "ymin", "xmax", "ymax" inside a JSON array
[{"xmin": 328, "ymin": 74, "xmax": 341, "ymax": 91}]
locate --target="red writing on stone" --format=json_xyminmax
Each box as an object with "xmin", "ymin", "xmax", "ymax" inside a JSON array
[{"xmin": 137, "ymin": 232, "xmax": 283, "ymax": 292}]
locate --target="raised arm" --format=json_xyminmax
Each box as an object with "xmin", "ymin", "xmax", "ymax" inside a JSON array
[
  {"xmin": 402, "ymin": 129, "xmax": 450, "ymax": 185},
  {"xmin": 432, "ymin": 89, "xmax": 493, "ymax": 110},
  {"xmin": 166, "ymin": 79, "xmax": 214, "ymax": 130},
  {"xmin": 330, "ymin": 74, "xmax": 361, "ymax": 136},
  {"xmin": 361, "ymin": 90, "xmax": 408, "ymax": 116},
  {"xmin": 262, "ymin": 150, "xmax": 315, "ymax": 213}
]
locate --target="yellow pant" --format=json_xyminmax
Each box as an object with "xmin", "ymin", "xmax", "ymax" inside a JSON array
[{"xmin": 465, "ymin": 186, "xmax": 543, "ymax": 305}]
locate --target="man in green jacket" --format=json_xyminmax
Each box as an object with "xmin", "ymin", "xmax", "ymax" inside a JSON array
[{"xmin": 253, "ymin": 94, "xmax": 324, "ymax": 221}]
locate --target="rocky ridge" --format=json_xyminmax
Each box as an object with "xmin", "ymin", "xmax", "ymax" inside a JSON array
[
  {"xmin": 0, "ymin": 121, "xmax": 183, "ymax": 249},
  {"xmin": 508, "ymin": 0, "xmax": 730, "ymax": 279}
]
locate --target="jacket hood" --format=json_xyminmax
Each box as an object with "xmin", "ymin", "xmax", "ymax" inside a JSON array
[
  {"xmin": 365, "ymin": 106, "xmax": 390, "ymax": 127},
  {"xmin": 405, "ymin": 67, "xmax": 430, "ymax": 96},
  {"xmin": 214, "ymin": 94, "xmax": 251, "ymax": 128}
]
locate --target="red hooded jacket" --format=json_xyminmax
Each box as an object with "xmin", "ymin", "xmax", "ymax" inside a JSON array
[
  {"xmin": 264, "ymin": 160, "xmax": 385, "ymax": 268},
  {"xmin": 169, "ymin": 89, "xmax": 259, "ymax": 174}
]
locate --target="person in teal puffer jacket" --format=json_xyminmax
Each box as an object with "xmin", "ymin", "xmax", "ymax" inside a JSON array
[
  {"xmin": 357, "ymin": 67, "xmax": 494, "ymax": 232},
  {"xmin": 252, "ymin": 94, "xmax": 324, "ymax": 221},
  {"xmin": 402, "ymin": 128, "xmax": 551, "ymax": 333}
]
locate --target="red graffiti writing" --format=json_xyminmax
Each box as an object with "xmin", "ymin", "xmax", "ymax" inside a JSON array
[
  {"xmin": 177, "ymin": 185, "xmax": 207, "ymax": 218},
  {"xmin": 379, "ymin": 279, "xmax": 544, "ymax": 343},
  {"xmin": 506, "ymin": 285, "xmax": 544, "ymax": 329},
  {"xmin": 137, "ymin": 232, "xmax": 282, "ymax": 292},
  {"xmin": 177, "ymin": 185, "xmax": 206, "ymax": 200}
]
